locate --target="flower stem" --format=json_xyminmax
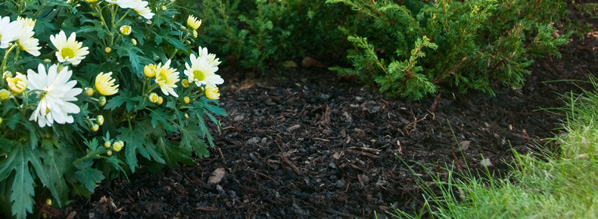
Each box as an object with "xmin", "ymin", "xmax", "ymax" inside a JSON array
[{"xmin": 0, "ymin": 44, "xmax": 18, "ymax": 87}]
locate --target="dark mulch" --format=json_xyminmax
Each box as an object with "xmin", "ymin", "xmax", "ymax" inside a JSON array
[{"xmin": 52, "ymin": 3, "xmax": 596, "ymax": 219}]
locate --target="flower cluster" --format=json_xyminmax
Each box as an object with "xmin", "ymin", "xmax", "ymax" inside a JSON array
[
  {"xmin": 0, "ymin": 0, "xmax": 226, "ymax": 217},
  {"xmin": 145, "ymin": 46, "xmax": 223, "ymax": 101},
  {"xmin": 0, "ymin": 16, "xmax": 41, "ymax": 56}
]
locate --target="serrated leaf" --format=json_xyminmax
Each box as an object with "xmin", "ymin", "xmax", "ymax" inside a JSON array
[
  {"xmin": 37, "ymin": 145, "xmax": 73, "ymax": 207},
  {"xmin": 150, "ymin": 109, "xmax": 177, "ymax": 132},
  {"xmin": 155, "ymin": 138, "xmax": 194, "ymax": 166},
  {"xmin": 117, "ymin": 127, "xmax": 145, "ymax": 172},
  {"xmin": 142, "ymin": 140, "xmax": 166, "ymax": 164},
  {"xmin": 74, "ymin": 159, "xmax": 105, "ymax": 192},
  {"xmin": 0, "ymin": 143, "xmax": 44, "ymax": 219},
  {"xmin": 200, "ymin": 97, "xmax": 228, "ymax": 117},
  {"xmin": 180, "ymin": 126, "xmax": 210, "ymax": 158},
  {"xmin": 104, "ymin": 94, "xmax": 127, "ymax": 111}
]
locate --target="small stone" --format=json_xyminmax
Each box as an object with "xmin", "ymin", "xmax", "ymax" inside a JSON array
[
  {"xmin": 480, "ymin": 158, "xmax": 493, "ymax": 167},
  {"xmin": 459, "ymin": 141, "xmax": 471, "ymax": 151},
  {"xmin": 335, "ymin": 179, "xmax": 346, "ymax": 188},
  {"xmin": 286, "ymin": 125, "xmax": 301, "ymax": 132},
  {"xmin": 216, "ymin": 185, "xmax": 226, "ymax": 196},
  {"xmin": 234, "ymin": 115, "xmax": 245, "ymax": 121},
  {"xmin": 332, "ymin": 152, "xmax": 343, "ymax": 160},
  {"xmin": 245, "ymin": 137, "xmax": 260, "ymax": 145},
  {"xmin": 208, "ymin": 168, "xmax": 226, "ymax": 184},
  {"xmin": 328, "ymin": 162, "xmax": 337, "ymax": 169}
]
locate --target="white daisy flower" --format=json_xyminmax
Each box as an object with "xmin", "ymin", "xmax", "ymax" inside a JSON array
[
  {"xmin": 154, "ymin": 60, "xmax": 180, "ymax": 97},
  {"xmin": 16, "ymin": 17, "xmax": 40, "ymax": 56},
  {"xmin": 197, "ymin": 46, "xmax": 221, "ymax": 68},
  {"xmin": 106, "ymin": 0, "xmax": 154, "ymax": 19},
  {"xmin": 184, "ymin": 49, "xmax": 223, "ymax": 87},
  {"xmin": 50, "ymin": 30, "xmax": 90, "ymax": 66},
  {"xmin": 133, "ymin": 2, "xmax": 155, "ymax": 20},
  {"xmin": 0, "ymin": 16, "xmax": 21, "ymax": 48},
  {"xmin": 27, "ymin": 64, "xmax": 83, "ymax": 127}
]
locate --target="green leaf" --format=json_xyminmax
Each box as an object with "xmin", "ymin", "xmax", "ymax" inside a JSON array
[
  {"xmin": 74, "ymin": 159, "xmax": 105, "ymax": 192},
  {"xmin": 150, "ymin": 109, "xmax": 177, "ymax": 132},
  {"xmin": 37, "ymin": 145, "xmax": 73, "ymax": 207},
  {"xmin": 116, "ymin": 126, "xmax": 147, "ymax": 172},
  {"xmin": 155, "ymin": 137, "xmax": 194, "ymax": 166},
  {"xmin": 104, "ymin": 94, "xmax": 127, "ymax": 111},
  {"xmin": 0, "ymin": 143, "xmax": 44, "ymax": 219},
  {"xmin": 180, "ymin": 126, "xmax": 210, "ymax": 158}
]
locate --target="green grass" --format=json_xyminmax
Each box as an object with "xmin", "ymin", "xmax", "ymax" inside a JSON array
[{"xmin": 392, "ymin": 80, "xmax": 598, "ymax": 218}]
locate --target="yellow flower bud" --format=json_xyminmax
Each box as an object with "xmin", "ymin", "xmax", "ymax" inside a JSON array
[
  {"xmin": 185, "ymin": 113, "xmax": 189, "ymax": 118},
  {"xmin": 105, "ymin": 47, "xmax": 112, "ymax": 53},
  {"xmin": 119, "ymin": 25, "xmax": 132, "ymax": 36},
  {"xmin": 6, "ymin": 73, "xmax": 27, "ymax": 94},
  {"xmin": 148, "ymin": 92, "xmax": 159, "ymax": 103},
  {"xmin": 205, "ymin": 85, "xmax": 220, "ymax": 100},
  {"xmin": 144, "ymin": 64, "xmax": 157, "ymax": 78},
  {"xmin": 187, "ymin": 15, "xmax": 202, "ymax": 30},
  {"xmin": 131, "ymin": 38, "xmax": 137, "ymax": 46},
  {"xmin": 0, "ymin": 117, "xmax": 3, "ymax": 126},
  {"xmin": 91, "ymin": 124, "xmax": 99, "ymax": 132},
  {"xmin": 106, "ymin": 150, "xmax": 113, "ymax": 156},
  {"xmin": 86, "ymin": 0, "xmax": 98, "ymax": 3},
  {"xmin": 181, "ymin": 79, "xmax": 190, "ymax": 88},
  {"xmin": 192, "ymin": 30, "xmax": 198, "ymax": 38},
  {"xmin": 104, "ymin": 141, "xmax": 111, "ymax": 148},
  {"xmin": 113, "ymin": 140, "xmax": 124, "ymax": 152},
  {"xmin": 85, "ymin": 87, "xmax": 94, "ymax": 96},
  {"xmin": 0, "ymin": 89, "xmax": 11, "ymax": 100},
  {"xmin": 99, "ymin": 96, "xmax": 107, "ymax": 106},
  {"xmin": 46, "ymin": 199, "xmax": 52, "ymax": 206},
  {"xmin": 95, "ymin": 72, "xmax": 119, "ymax": 96},
  {"xmin": 180, "ymin": 26, "xmax": 187, "ymax": 31},
  {"xmin": 97, "ymin": 115, "xmax": 104, "ymax": 126},
  {"xmin": 157, "ymin": 96, "xmax": 164, "ymax": 105},
  {"xmin": 162, "ymin": 5, "xmax": 167, "ymax": 11},
  {"xmin": 183, "ymin": 96, "xmax": 190, "ymax": 104}
]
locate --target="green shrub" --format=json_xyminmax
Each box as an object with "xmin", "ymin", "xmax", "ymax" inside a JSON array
[
  {"xmin": 197, "ymin": 0, "xmax": 349, "ymax": 73},
  {"xmin": 0, "ymin": 0, "xmax": 226, "ymax": 218},
  {"xmin": 328, "ymin": 0, "xmax": 570, "ymax": 100}
]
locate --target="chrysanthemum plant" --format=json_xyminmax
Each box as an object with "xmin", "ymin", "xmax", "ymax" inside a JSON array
[{"xmin": 0, "ymin": 0, "xmax": 226, "ymax": 218}]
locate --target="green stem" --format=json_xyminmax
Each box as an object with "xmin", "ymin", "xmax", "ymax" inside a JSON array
[
  {"xmin": 114, "ymin": 9, "xmax": 132, "ymax": 27},
  {"xmin": 0, "ymin": 44, "xmax": 18, "ymax": 87},
  {"xmin": 72, "ymin": 151, "xmax": 104, "ymax": 166}
]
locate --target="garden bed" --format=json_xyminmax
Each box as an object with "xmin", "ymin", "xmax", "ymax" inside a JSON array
[{"xmin": 52, "ymin": 4, "xmax": 597, "ymax": 219}]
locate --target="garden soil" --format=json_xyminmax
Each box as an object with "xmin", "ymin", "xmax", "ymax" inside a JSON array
[{"xmin": 51, "ymin": 3, "xmax": 596, "ymax": 219}]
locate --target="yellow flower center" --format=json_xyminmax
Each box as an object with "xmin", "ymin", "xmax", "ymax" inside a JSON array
[
  {"xmin": 61, "ymin": 48, "xmax": 75, "ymax": 59},
  {"xmin": 158, "ymin": 71, "xmax": 168, "ymax": 84},
  {"xmin": 193, "ymin": 70, "xmax": 205, "ymax": 81}
]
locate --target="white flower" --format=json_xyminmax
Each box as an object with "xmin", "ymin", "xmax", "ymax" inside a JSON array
[
  {"xmin": 50, "ymin": 30, "xmax": 90, "ymax": 66},
  {"xmin": 197, "ymin": 46, "xmax": 221, "ymax": 68},
  {"xmin": 107, "ymin": 0, "xmax": 154, "ymax": 19},
  {"xmin": 105, "ymin": 0, "xmax": 136, "ymax": 8},
  {"xmin": 184, "ymin": 47, "xmax": 223, "ymax": 87},
  {"xmin": 16, "ymin": 17, "xmax": 40, "ymax": 56},
  {"xmin": 154, "ymin": 60, "xmax": 180, "ymax": 97},
  {"xmin": 0, "ymin": 16, "xmax": 21, "ymax": 48},
  {"xmin": 27, "ymin": 64, "xmax": 82, "ymax": 127},
  {"xmin": 133, "ymin": 2, "xmax": 154, "ymax": 20}
]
